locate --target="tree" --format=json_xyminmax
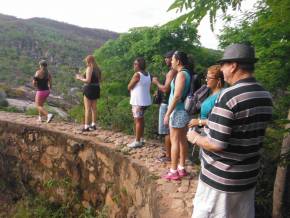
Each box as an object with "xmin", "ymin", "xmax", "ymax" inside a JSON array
[{"xmin": 168, "ymin": 0, "xmax": 244, "ymax": 29}]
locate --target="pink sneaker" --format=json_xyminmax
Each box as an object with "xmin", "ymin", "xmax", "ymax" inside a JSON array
[
  {"xmin": 177, "ymin": 169, "xmax": 188, "ymax": 177},
  {"xmin": 162, "ymin": 170, "xmax": 181, "ymax": 180}
]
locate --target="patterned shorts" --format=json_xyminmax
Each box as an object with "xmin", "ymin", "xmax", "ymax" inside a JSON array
[
  {"xmin": 158, "ymin": 103, "xmax": 169, "ymax": 135},
  {"xmin": 169, "ymin": 109, "xmax": 189, "ymax": 128},
  {"xmin": 132, "ymin": 105, "xmax": 148, "ymax": 118}
]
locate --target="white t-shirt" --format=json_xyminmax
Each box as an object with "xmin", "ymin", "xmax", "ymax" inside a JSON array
[{"xmin": 130, "ymin": 72, "xmax": 152, "ymax": 106}]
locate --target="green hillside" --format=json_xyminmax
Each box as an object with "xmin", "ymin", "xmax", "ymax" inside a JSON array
[{"xmin": 0, "ymin": 13, "xmax": 118, "ymax": 94}]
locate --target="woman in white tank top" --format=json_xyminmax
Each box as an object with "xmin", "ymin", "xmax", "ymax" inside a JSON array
[{"xmin": 127, "ymin": 57, "xmax": 152, "ymax": 148}]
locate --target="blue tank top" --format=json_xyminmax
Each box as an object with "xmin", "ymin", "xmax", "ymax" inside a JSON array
[
  {"xmin": 169, "ymin": 69, "xmax": 191, "ymax": 111},
  {"xmin": 200, "ymin": 91, "xmax": 221, "ymax": 119}
]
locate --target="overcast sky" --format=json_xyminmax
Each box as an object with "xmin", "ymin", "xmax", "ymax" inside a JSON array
[{"xmin": 0, "ymin": 0, "xmax": 256, "ymax": 49}]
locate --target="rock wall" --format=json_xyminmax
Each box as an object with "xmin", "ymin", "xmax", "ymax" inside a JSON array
[{"xmin": 0, "ymin": 120, "xmax": 161, "ymax": 217}]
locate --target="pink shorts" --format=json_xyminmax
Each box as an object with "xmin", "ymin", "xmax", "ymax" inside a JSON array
[{"xmin": 36, "ymin": 90, "xmax": 50, "ymax": 103}]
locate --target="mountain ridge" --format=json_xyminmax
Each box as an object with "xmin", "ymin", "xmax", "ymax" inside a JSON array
[{"xmin": 0, "ymin": 13, "xmax": 119, "ymax": 93}]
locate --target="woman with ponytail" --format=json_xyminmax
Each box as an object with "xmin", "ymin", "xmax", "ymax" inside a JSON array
[{"xmin": 32, "ymin": 60, "xmax": 53, "ymax": 123}]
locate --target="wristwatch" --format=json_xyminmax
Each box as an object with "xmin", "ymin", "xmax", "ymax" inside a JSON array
[{"xmin": 198, "ymin": 119, "xmax": 202, "ymax": 127}]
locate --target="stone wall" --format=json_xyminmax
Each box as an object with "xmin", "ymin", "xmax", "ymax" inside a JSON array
[{"xmin": 0, "ymin": 120, "xmax": 161, "ymax": 217}]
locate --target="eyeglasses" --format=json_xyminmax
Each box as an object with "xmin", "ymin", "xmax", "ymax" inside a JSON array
[{"xmin": 205, "ymin": 76, "xmax": 218, "ymax": 81}]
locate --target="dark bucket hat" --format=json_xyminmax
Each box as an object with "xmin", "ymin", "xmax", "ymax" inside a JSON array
[{"xmin": 218, "ymin": 43, "xmax": 258, "ymax": 64}]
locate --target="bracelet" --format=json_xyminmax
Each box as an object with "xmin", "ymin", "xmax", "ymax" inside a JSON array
[
  {"xmin": 192, "ymin": 135, "xmax": 200, "ymax": 145},
  {"xmin": 198, "ymin": 119, "xmax": 202, "ymax": 127}
]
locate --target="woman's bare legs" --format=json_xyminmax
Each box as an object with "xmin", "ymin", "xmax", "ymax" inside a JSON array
[
  {"xmin": 179, "ymin": 127, "xmax": 188, "ymax": 167},
  {"xmin": 83, "ymin": 96, "xmax": 91, "ymax": 126},
  {"xmin": 170, "ymin": 127, "xmax": 181, "ymax": 170},
  {"xmin": 35, "ymin": 95, "xmax": 48, "ymax": 117},
  {"xmin": 91, "ymin": 100, "xmax": 97, "ymax": 124}
]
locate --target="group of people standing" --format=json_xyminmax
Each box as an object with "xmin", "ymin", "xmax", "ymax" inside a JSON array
[
  {"xmin": 127, "ymin": 50, "xmax": 225, "ymax": 181},
  {"xmin": 127, "ymin": 44, "xmax": 273, "ymax": 218},
  {"xmin": 32, "ymin": 43, "xmax": 273, "ymax": 217}
]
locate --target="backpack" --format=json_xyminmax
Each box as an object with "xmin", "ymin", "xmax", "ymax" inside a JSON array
[{"xmin": 184, "ymin": 84, "xmax": 210, "ymax": 115}]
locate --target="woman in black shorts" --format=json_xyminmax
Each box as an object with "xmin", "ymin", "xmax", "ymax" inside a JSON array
[{"xmin": 76, "ymin": 55, "xmax": 101, "ymax": 131}]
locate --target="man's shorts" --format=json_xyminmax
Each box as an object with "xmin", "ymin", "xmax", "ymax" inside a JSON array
[
  {"xmin": 131, "ymin": 105, "xmax": 148, "ymax": 118},
  {"xmin": 192, "ymin": 179, "xmax": 255, "ymax": 218},
  {"xmin": 169, "ymin": 109, "xmax": 189, "ymax": 128},
  {"xmin": 158, "ymin": 103, "xmax": 169, "ymax": 135}
]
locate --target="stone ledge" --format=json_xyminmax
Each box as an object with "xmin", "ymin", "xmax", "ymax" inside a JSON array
[{"xmin": 0, "ymin": 112, "xmax": 198, "ymax": 217}]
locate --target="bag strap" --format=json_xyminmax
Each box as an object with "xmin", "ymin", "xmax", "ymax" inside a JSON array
[{"xmin": 173, "ymin": 69, "xmax": 192, "ymax": 102}]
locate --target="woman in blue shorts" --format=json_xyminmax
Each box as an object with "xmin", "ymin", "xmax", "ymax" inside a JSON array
[{"xmin": 162, "ymin": 51, "xmax": 191, "ymax": 180}]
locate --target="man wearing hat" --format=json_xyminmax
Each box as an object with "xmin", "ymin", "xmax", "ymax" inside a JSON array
[
  {"xmin": 152, "ymin": 51, "xmax": 177, "ymax": 162},
  {"xmin": 187, "ymin": 43, "xmax": 273, "ymax": 217}
]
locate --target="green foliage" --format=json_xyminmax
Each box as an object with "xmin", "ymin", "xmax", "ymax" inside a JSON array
[
  {"xmin": 168, "ymin": 0, "xmax": 243, "ymax": 29},
  {"xmin": 96, "ymin": 206, "xmax": 109, "ymax": 218},
  {"xmin": 219, "ymin": 0, "xmax": 290, "ymax": 95},
  {"xmin": 25, "ymin": 108, "xmax": 39, "ymax": 116},
  {"xmin": 94, "ymin": 24, "xmax": 218, "ymax": 80},
  {"xmin": 13, "ymin": 196, "xmax": 66, "ymax": 218},
  {"xmin": 78, "ymin": 207, "xmax": 96, "ymax": 218}
]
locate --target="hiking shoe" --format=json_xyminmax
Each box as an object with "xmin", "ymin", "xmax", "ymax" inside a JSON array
[
  {"xmin": 127, "ymin": 140, "xmax": 143, "ymax": 148},
  {"xmin": 162, "ymin": 170, "xmax": 181, "ymax": 180},
  {"xmin": 89, "ymin": 125, "xmax": 96, "ymax": 131},
  {"xmin": 81, "ymin": 127, "xmax": 90, "ymax": 132},
  {"xmin": 47, "ymin": 113, "xmax": 54, "ymax": 123},
  {"xmin": 177, "ymin": 168, "xmax": 188, "ymax": 177}
]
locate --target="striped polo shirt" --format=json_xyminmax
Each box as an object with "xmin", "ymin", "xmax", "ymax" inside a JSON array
[{"xmin": 201, "ymin": 77, "xmax": 273, "ymax": 192}]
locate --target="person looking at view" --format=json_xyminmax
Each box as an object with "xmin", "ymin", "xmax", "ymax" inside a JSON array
[
  {"xmin": 152, "ymin": 51, "xmax": 177, "ymax": 162},
  {"xmin": 188, "ymin": 65, "xmax": 224, "ymax": 130},
  {"xmin": 32, "ymin": 60, "xmax": 53, "ymax": 123},
  {"xmin": 162, "ymin": 51, "xmax": 191, "ymax": 180},
  {"xmin": 76, "ymin": 55, "xmax": 101, "ymax": 132},
  {"xmin": 128, "ymin": 57, "xmax": 152, "ymax": 148},
  {"xmin": 187, "ymin": 43, "xmax": 273, "ymax": 217}
]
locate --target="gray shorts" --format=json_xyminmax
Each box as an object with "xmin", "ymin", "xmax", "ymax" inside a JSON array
[
  {"xmin": 169, "ymin": 109, "xmax": 189, "ymax": 128},
  {"xmin": 158, "ymin": 103, "xmax": 169, "ymax": 135}
]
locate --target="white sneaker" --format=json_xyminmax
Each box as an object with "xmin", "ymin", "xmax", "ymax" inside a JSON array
[
  {"xmin": 37, "ymin": 116, "xmax": 43, "ymax": 122},
  {"xmin": 127, "ymin": 140, "xmax": 143, "ymax": 148},
  {"xmin": 47, "ymin": 113, "xmax": 54, "ymax": 123}
]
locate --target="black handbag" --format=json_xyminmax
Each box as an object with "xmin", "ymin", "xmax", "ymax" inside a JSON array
[{"xmin": 153, "ymin": 90, "xmax": 163, "ymax": 104}]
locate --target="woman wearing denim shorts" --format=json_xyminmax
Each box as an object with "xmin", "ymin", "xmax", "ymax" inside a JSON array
[{"xmin": 162, "ymin": 51, "xmax": 191, "ymax": 181}]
